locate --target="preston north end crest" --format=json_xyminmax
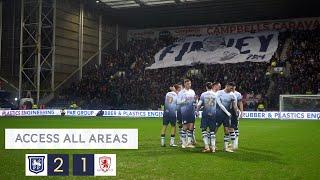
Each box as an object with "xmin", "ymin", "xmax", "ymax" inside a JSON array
[{"xmin": 28, "ymin": 156, "xmax": 45, "ymax": 174}]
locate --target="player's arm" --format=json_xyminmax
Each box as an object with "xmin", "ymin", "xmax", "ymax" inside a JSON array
[
  {"xmin": 195, "ymin": 94, "xmax": 204, "ymax": 116},
  {"xmin": 238, "ymin": 100, "xmax": 244, "ymax": 118},
  {"xmin": 216, "ymin": 94, "xmax": 231, "ymax": 117},
  {"xmin": 232, "ymin": 100, "xmax": 239, "ymax": 117},
  {"xmin": 193, "ymin": 95, "xmax": 199, "ymax": 107},
  {"xmin": 196, "ymin": 100, "xmax": 203, "ymax": 111},
  {"xmin": 196, "ymin": 94, "xmax": 203, "ymax": 110},
  {"xmin": 232, "ymin": 94, "xmax": 239, "ymax": 115},
  {"xmin": 177, "ymin": 92, "xmax": 187, "ymax": 105}
]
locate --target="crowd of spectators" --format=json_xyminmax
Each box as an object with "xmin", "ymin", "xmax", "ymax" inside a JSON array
[
  {"xmin": 268, "ymin": 29, "xmax": 320, "ymax": 109},
  {"xmin": 55, "ymin": 29, "xmax": 319, "ymax": 111}
]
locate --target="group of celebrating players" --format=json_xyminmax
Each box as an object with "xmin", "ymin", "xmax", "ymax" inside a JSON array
[{"xmin": 160, "ymin": 79, "xmax": 243, "ymax": 153}]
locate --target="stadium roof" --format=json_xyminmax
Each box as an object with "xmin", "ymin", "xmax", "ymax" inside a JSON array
[
  {"xmin": 100, "ymin": 0, "xmax": 211, "ymax": 9},
  {"xmin": 95, "ymin": 0, "xmax": 320, "ymax": 28}
]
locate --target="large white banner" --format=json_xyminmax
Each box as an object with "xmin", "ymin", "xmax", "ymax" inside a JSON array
[
  {"xmin": 5, "ymin": 129, "xmax": 138, "ymax": 149},
  {"xmin": 147, "ymin": 31, "xmax": 278, "ymax": 69}
]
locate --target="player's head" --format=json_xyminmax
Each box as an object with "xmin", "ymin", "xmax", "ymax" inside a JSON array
[
  {"xmin": 225, "ymin": 82, "xmax": 236, "ymax": 93},
  {"xmin": 205, "ymin": 82, "xmax": 213, "ymax": 91},
  {"xmin": 177, "ymin": 82, "xmax": 183, "ymax": 90},
  {"xmin": 174, "ymin": 84, "xmax": 182, "ymax": 92},
  {"xmin": 184, "ymin": 79, "xmax": 191, "ymax": 90},
  {"xmin": 212, "ymin": 81, "xmax": 221, "ymax": 91},
  {"xmin": 232, "ymin": 85, "xmax": 237, "ymax": 92}
]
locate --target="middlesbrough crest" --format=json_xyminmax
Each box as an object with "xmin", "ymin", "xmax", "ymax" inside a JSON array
[{"xmin": 99, "ymin": 156, "xmax": 111, "ymax": 172}]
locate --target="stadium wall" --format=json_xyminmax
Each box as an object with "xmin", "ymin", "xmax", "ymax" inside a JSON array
[
  {"xmin": 128, "ymin": 17, "xmax": 320, "ymax": 39},
  {"xmin": 0, "ymin": 109, "xmax": 319, "ymax": 120},
  {"xmin": 55, "ymin": 0, "xmax": 80, "ymax": 84},
  {"xmin": 53, "ymin": 0, "xmax": 127, "ymax": 90}
]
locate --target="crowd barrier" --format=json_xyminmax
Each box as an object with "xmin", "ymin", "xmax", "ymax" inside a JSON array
[{"xmin": 0, "ymin": 109, "xmax": 319, "ymax": 120}]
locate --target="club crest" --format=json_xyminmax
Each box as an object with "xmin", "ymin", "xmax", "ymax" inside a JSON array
[
  {"xmin": 28, "ymin": 156, "xmax": 45, "ymax": 174},
  {"xmin": 99, "ymin": 156, "xmax": 111, "ymax": 172}
]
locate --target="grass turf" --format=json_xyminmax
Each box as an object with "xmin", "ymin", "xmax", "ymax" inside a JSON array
[{"xmin": 0, "ymin": 116, "xmax": 320, "ymax": 179}]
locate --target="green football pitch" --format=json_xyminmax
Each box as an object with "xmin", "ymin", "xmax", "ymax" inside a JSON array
[{"xmin": 1, "ymin": 117, "xmax": 320, "ymax": 179}]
